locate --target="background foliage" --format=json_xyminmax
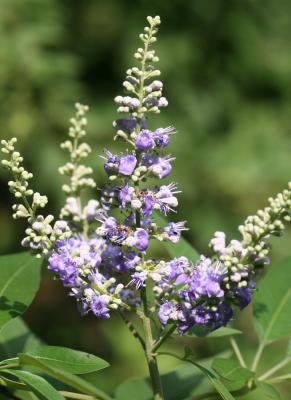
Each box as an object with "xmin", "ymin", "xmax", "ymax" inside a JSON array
[{"xmin": 0, "ymin": 0, "xmax": 291, "ymax": 397}]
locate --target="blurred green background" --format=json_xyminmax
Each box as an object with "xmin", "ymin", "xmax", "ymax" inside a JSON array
[{"xmin": 0, "ymin": 0, "xmax": 291, "ymax": 397}]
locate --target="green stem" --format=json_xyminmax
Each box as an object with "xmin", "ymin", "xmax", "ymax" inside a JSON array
[
  {"xmin": 229, "ymin": 337, "xmax": 247, "ymax": 368},
  {"xmin": 258, "ymin": 357, "xmax": 291, "ymax": 381},
  {"xmin": 251, "ymin": 341, "xmax": 265, "ymax": 372},
  {"xmin": 118, "ymin": 310, "xmax": 146, "ymax": 351},
  {"xmin": 267, "ymin": 373, "xmax": 291, "ymax": 383},
  {"xmin": 141, "ymin": 288, "xmax": 164, "ymax": 400},
  {"xmin": 153, "ymin": 325, "xmax": 176, "ymax": 352},
  {"xmin": 59, "ymin": 391, "xmax": 96, "ymax": 400}
]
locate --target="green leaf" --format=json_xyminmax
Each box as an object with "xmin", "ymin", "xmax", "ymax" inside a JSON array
[
  {"xmin": 115, "ymin": 364, "xmax": 208, "ymax": 400},
  {"xmin": 186, "ymin": 327, "xmax": 242, "ymax": 338},
  {"xmin": 208, "ymin": 328, "xmax": 242, "ymax": 338},
  {"xmin": 253, "ymin": 256, "xmax": 291, "ymax": 342},
  {"xmin": 212, "ymin": 358, "xmax": 254, "ymax": 383},
  {"xmin": 19, "ymin": 345, "xmax": 109, "ymax": 375},
  {"xmin": 0, "ymin": 317, "xmax": 41, "ymax": 360},
  {"xmin": 256, "ymin": 381, "xmax": 282, "ymax": 399},
  {"xmin": 153, "ymin": 213, "xmax": 199, "ymax": 262},
  {"xmin": 2, "ymin": 369, "xmax": 64, "ymax": 400},
  {"xmin": 212, "ymin": 358, "xmax": 253, "ymax": 382},
  {"xmin": 19, "ymin": 353, "xmax": 112, "ymax": 400},
  {"xmin": 114, "ymin": 378, "xmax": 152, "ymax": 400},
  {"xmin": 191, "ymin": 361, "xmax": 236, "ymax": 400},
  {"xmin": 286, "ymin": 339, "xmax": 291, "ymax": 357},
  {"xmin": 0, "ymin": 252, "xmax": 42, "ymax": 330}
]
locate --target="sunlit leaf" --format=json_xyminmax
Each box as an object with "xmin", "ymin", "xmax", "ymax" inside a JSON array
[
  {"xmin": 19, "ymin": 353, "xmax": 111, "ymax": 400},
  {"xmin": 2, "ymin": 369, "xmax": 64, "ymax": 400},
  {"xmin": 191, "ymin": 361, "xmax": 236, "ymax": 400},
  {"xmin": 212, "ymin": 358, "xmax": 254, "ymax": 384},
  {"xmin": 0, "ymin": 252, "xmax": 42, "ymax": 330},
  {"xmin": 256, "ymin": 381, "xmax": 282, "ymax": 399},
  {"xmin": 20, "ymin": 345, "xmax": 109, "ymax": 375},
  {"xmin": 253, "ymin": 256, "xmax": 291, "ymax": 342},
  {"xmin": 0, "ymin": 317, "xmax": 41, "ymax": 360}
]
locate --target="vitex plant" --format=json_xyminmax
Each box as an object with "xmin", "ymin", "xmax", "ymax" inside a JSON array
[{"xmin": 1, "ymin": 15, "xmax": 291, "ymax": 400}]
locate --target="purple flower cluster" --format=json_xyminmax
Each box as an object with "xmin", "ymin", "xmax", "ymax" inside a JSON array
[
  {"xmin": 44, "ymin": 16, "xmax": 259, "ymax": 335},
  {"xmin": 118, "ymin": 182, "xmax": 179, "ymax": 217},
  {"xmin": 48, "ymin": 236, "xmax": 135, "ymax": 319},
  {"xmin": 156, "ymin": 255, "xmax": 255, "ymax": 334},
  {"xmin": 48, "ymin": 237, "xmax": 104, "ymax": 287},
  {"xmin": 135, "ymin": 127, "xmax": 175, "ymax": 151}
]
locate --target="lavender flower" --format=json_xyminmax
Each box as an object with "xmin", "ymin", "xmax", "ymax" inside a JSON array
[
  {"xmin": 119, "ymin": 155, "xmax": 137, "ymax": 175},
  {"xmin": 48, "ymin": 237, "xmax": 104, "ymax": 287},
  {"xmin": 103, "ymin": 151, "xmax": 137, "ymax": 177},
  {"xmin": 131, "ymin": 271, "xmax": 148, "ymax": 289},
  {"xmin": 136, "ymin": 130, "xmax": 155, "ymax": 151},
  {"xmin": 187, "ymin": 256, "xmax": 226, "ymax": 299},
  {"xmin": 91, "ymin": 295, "xmax": 110, "ymax": 319},
  {"xmin": 162, "ymin": 221, "xmax": 187, "ymax": 243}
]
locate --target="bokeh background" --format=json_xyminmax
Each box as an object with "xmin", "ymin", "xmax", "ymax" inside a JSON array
[{"xmin": 1, "ymin": 0, "xmax": 291, "ymax": 397}]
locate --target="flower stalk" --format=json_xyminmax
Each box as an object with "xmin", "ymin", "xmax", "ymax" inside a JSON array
[{"xmin": 140, "ymin": 287, "xmax": 164, "ymax": 400}]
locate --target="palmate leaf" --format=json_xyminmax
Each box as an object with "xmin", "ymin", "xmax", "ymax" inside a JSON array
[
  {"xmin": 0, "ymin": 252, "xmax": 42, "ymax": 330},
  {"xmin": 253, "ymin": 256, "xmax": 291, "ymax": 342},
  {"xmin": 19, "ymin": 345, "xmax": 109, "ymax": 375}
]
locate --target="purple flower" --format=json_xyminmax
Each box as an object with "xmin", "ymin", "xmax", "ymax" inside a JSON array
[
  {"xmin": 118, "ymin": 155, "xmax": 137, "ymax": 175},
  {"xmin": 131, "ymin": 271, "xmax": 147, "ymax": 289},
  {"xmin": 187, "ymin": 256, "xmax": 226, "ymax": 299},
  {"xmin": 119, "ymin": 183, "xmax": 134, "ymax": 208},
  {"xmin": 191, "ymin": 302, "xmax": 233, "ymax": 331},
  {"xmin": 107, "ymin": 226, "xmax": 128, "ymax": 244},
  {"xmin": 102, "ymin": 245, "xmax": 140, "ymax": 272},
  {"xmin": 96, "ymin": 214, "xmax": 117, "ymax": 236},
  {"xmin": 103, "ymin": 150, "xmax": 120, "ymax": 175},
  {"xmin": 136, "ymin": 130, "xmax": 155, "ymax": 151},
  {"xmin": 140, "ymin": 192, "xmax": 155, "ymax": 217},
  {"xmin": 141, "ymin": 153, "xmax": 157, "ymax": 168},
  {"xmin": 155, "ymin": 183, "xmax": 179, "ymax": 213},
  {"xmin": 91, "ymin": 295, "xmax": 110, "ymax": 319},
  {"xmin": 113, "ymin": 117, "xmax": 146, "ymax": 133},
  {"xmin": 233, "ymin": 281, "xmax": 256, "ymax": 310},
  {"xmin": 48, "ymin": 238, "xmax": 104, "ymax": 287},
  {"xmin": 141, "ymin": 154, "xmax": 174, "ymax": 179},
  {"xmin": 158, "ymin": 301, "xmax": 185, "ymax": 326},
  {"xmin": 134, "ymin": 228, "xmax": 149, "ymax": 252},
  {"xmin": 163, "ymin": 221, "xmax": 187, "ymax": 243},
  {"xmin": 151, "ymin": 157, "xmax": 173, "ymax": 179},
  {"xmin": 165, "ymin": 257, "xmax": 190, "ymax": 281},
  {"xmin": 154, "ymin": 126, "xmax": 176, "ymax": 148}
]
